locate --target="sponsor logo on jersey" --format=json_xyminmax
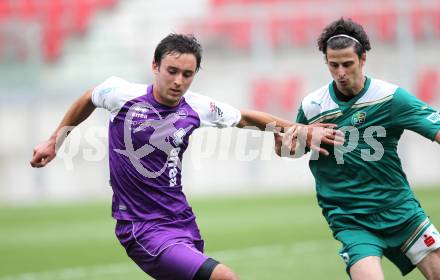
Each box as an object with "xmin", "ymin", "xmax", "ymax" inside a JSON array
[
  {"xmin": 340, "ymin": 252, "xmax": 350, "ymax": 264},
  {"xmin": 99, "ymin": 87, "xmax": 114, "ymax": 95},
  {"xmin": 427, "ymin": 112, "xmax": 440, "ymax": 123},
  {"xmin": 424, "ymin": 234, "xmax": 436, "ymax": 247},
  {"xmin": 131, "ymin": 106, "xmax": 149, "ymax": 119},
  {"xmin": 351, "ymin": 111, "xmax": 367, "ymax": 126},
  {"xmin": 132, "ymin": 112, "xmax": 149, "ymax": 119},
  {"xmin": 173, "ymin": 128, "xmax": 187, "ymax": 146},
  {"xmin": 210, "ymin": 102, "xmax": 224, "ymax": 118},
  {"xmin": 311, "ymin": 100, "xmax": 322, "ymax": 107},
  {"xmin": 168, "ymin": 147, "xmax": 181, "ymax": 187},
  {"xmin": 134, "ymin": 106, "xmax": 148, "ymax": 113}
]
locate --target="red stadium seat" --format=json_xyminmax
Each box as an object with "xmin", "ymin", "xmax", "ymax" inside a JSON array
[
  {"xmin": 40, "ymin": 0, "xmax": 64, "ymax": 62},
  {"xmin": 201, "ymin": 17, "xmax": 252, "ymax": 50},
  {"xmin": 376, "ymin": 10, "xmax": 397, "ymax": 42},
  {"xmin": 251, "ymin": 79, "xmax": 271, "ymax": 111},
  {"xmin": 71, "ymin": 0, "xmax": 94, "ymax": 34},
  {"xmin": 17, "ymin": 0, "xmax": 38, "ymax": 20},
  {"xmin": 416, "ymin": 69, "xmax": 439, "ymax": 103},
  {"xmin": 42, "ymin": 22, "xmax": 65, "ymax": 62},
  {"xmin": 0, "ymin": 0, "xmax": 10, "ymax": 20},
  {"xmin": 280, "ymin": 77, "xmax": 301, "ymax": 112},
  {"xmin": 230, "ymin": 19, "xmax": 252, "ymax": 50},
  {"xmin": 97, "ymin": 0, "xmax": 117, "ymax": 8},
  {"xmin": 251, "ymin": 77, "xmax": 302, "ymax": 112},
  {"xmin": 0, "ymin": 0, "xmax": 119, "ymax": 62},
  {"xmin": 431, "ymin": 7, "xmax": 440, "ymax": 38},
  {"xmin": 410, "ymin": 5, "xmax": 426, "ymax": 40}
]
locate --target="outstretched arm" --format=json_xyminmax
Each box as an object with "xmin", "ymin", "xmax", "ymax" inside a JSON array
[
  {"xmin": 237, "ymin": 110, "xmax": 344, "ymax": 156},
  {"xmin": 237, "ymin": 109, "xmax": 294, "ymax": 132},
  {"xmin": 30, "ymin": 89, "xmax": 96, "ymax": 168},
  {"xmin": 274, "ymin": 123, "xmax": 344, "ymax": 157}
]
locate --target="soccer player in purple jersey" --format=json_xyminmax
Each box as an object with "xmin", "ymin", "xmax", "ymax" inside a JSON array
[{"xmin": 30, "ymin": 34, "xmax": 342, "ymax": 280}]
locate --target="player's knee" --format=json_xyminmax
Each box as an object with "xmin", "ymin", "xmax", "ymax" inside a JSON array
[{"xmin": 210, "ymin": 264, "xmax": 239, "ymax": 280}]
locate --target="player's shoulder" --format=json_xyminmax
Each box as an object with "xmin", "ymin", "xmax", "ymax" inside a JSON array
[
  {"xmin": 98, "ymin": 76, "xmax": 129, "ymax": 88},
  {"xmin": 92, "ymin": 76, "xmax": 149, "ymax": 109},
  {"xmin": 369, "ymin": 78, "xmax": 398, "ymax": 89},
  {"xmin": 301, "ymin": 83, "xmax": 339, "ymax": 122},
  {"xmin": 184, "ymin": 90, "xmax": 207, "ymax": 101},
  {"xmin": 302, "ymin": 84, "xmax": 331, "ymax": 107},
  {"xmin": 356, "ymin": 78, "xmax": 398, "ymax": 105},
  {"xmin": 367, "ymin": 78, "xmax": 398, "ymax": 96},
  {"xmin": 183, "ymin": 90, "xmax": 217, "ymax": 110},
  {"xmin": 100, "ymin": 76, "xmax": 146, "ymax": 90},
  {"xmin": 95, "ymin": 76, "xmax": 148, "ymax": 97}
]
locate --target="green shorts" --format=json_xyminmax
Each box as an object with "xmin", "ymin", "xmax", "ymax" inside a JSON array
[{"xmin": 330, "ymin": 198, "xmax": 427, "ymax": 276}]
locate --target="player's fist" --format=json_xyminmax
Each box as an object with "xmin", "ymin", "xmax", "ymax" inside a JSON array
[{"xmin": 30, "ymin": 139, "xmax": 56, "ymax": 168}]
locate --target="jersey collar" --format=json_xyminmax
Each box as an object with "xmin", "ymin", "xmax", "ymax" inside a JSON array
[{"xmin": 329, "ymin": 76, "xmax": 371, "ymax": 108}]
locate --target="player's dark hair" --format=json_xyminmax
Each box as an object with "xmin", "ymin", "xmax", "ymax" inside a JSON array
[
  {"xmin": 154, "ymin": 33, "xmax": 202, "ymax": 72},
  {"xmin": 317, "ymin": 18, "xmax": 371, "ymax": 59}
]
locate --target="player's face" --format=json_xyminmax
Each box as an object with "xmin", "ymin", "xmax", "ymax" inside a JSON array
[
  {"xmin": 326, "ymin": 46, "xmax": 366, "ymax": 96},
  {"xmin": 152, "ymin": 52, "xmax": 197, "ymax": 107}
]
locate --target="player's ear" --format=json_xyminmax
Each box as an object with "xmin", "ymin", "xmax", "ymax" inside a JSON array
[
  {"xmin": 360, "ymin": 53, "xmax": 366, "ymax": 67},
  {"xmin": 152, "ymin": 61, "xmax": 159, "ymax": 74}
]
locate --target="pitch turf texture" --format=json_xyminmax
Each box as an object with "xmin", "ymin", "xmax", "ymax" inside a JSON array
[{"xmin": 1, "ymin": 188, "xmax": 439, "ymax": 280}]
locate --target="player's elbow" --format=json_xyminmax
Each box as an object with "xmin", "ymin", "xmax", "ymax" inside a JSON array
[{"xmin": 237, "ymin": 109, "xmax": 252, "ymax": 128}]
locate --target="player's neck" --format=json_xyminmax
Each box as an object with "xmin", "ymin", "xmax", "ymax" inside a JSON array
[
  {"xmin": 151, "ymin": 85, "xmax": 180, "ymax": 107},
  {"xmin": 335, "ymin": 76, "xmax": 366, "ymax": 98}
]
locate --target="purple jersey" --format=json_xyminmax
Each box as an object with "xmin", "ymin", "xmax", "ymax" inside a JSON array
[{"xmin": 92, "ymin": 76, "xmax": 241, "ymax": 221}]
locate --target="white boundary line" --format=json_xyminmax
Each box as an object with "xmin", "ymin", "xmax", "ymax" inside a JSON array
[{"xmin": 0, "ymin": 240, "xmax": 331, "ymax": 280}]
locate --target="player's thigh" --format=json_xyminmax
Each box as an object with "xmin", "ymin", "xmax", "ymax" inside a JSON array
[
  {"xmin": 124, "ymin": 242, "xmax": 207, "ymax": 280},
  {"xmin": 350, "ymin": 256, "xmax": 384, "ymax": 280},
  {"xmin": 417, "ymin": 249, "xmax": 440, "ymax": 279},
  {"xmin": 335, "ymin": 228, "xmax": 385, "ymax": 270},
  {"xmin": 155, "ymin": 243, "xmax": 209, "ymax": 280}
]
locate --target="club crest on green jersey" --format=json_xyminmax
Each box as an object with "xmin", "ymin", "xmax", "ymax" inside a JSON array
[{"xmin": 352, "ymin": 111, "xmax": 367, "ymax": 126}]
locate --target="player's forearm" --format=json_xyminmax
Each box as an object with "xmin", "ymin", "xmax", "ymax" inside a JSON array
[
  {"xmin": 49, "ymin": 89, "xmax": 96, "ymax": 145},
  {"xmin": 237, "ymin": 109, "xmax": 295, "ymax": 132}
]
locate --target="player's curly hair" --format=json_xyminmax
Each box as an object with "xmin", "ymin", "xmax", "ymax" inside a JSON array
[
  {"xmin": 154, "ymin": 33, "xmax": 203, "ymax": 72},
  {"xmin": 317, "ymin": 18, "xmax": 371, "ymax": 59}
]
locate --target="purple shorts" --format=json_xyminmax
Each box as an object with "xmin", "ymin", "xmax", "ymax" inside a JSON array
[{"xmin": 115, "ymin": 209, "xmax": 208, "ymax": 280}]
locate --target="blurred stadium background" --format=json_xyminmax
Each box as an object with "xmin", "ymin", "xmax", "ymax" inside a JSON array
[{"xmin": 0, "ymin": 0, "xmax": 439, "ymax": 279}]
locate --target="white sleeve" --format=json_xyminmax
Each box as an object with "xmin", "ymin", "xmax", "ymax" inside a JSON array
[
  {"xmin": 185, "ymin": 91, "xmax": 242, "ymax": 128},
  {"xmin": 91, "ymin": 76, "xmax": 128, "ymax": 112},
  {"xmin": 91, "ymin": 76, "xmax": 148, "ymax": 121}
]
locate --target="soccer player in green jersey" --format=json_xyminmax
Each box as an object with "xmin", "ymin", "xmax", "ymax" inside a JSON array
[{"xmin": 275, "ymin": 18, "xmax": 440, "ymax": 279}]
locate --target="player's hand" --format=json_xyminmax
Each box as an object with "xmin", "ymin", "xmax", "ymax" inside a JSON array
[
  {"xmin": 275, "ymin": 123, "xmax": 344, "ymax": 157},
  {"xmin": 274, "ymin": 126, "xmax": 302, "ymax": 157},
  {"xmin": 273, "ymin": 131, "xmax": 293, "ymax": 157},
  {"xmin": 301, "ymin": 123, "xmax": 345, "ymax": 156},
  {"xmin": 30, "ymin": 139, "xmax": 57, "ymax": 168}
]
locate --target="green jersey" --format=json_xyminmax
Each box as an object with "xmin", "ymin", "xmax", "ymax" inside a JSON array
[{"xmin": 296, "ymin": 77, "xmax": 440, "ymax": 220}]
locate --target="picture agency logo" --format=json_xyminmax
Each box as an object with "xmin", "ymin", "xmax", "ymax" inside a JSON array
[{"xmin": 114, "ymin": 101, "xmax": 192, "ymax": 180}]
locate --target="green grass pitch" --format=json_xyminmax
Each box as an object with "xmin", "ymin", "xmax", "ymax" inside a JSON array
[{"xmin": 0, "ymin": 187, "xmax": 439, "ymax": 280}]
